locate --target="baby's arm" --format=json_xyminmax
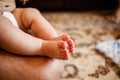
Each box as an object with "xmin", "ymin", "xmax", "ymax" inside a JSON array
[{"xmin": 0, "ymin": 16, "xmax": 42, "ymax": 55}]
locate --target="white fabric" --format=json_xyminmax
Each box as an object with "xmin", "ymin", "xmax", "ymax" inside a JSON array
[
  {"xmin": 2, "ymin": 11, "xmax": 19, "ymax": 28},
  {"xmin": 96, "ymin": 40, "xmax": 120, "ymax": 67}
]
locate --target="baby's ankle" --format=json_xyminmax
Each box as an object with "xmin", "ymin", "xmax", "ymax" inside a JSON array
[{"xmin": 39, "ymin": 40, "xmax": 48, "ymax": 56}]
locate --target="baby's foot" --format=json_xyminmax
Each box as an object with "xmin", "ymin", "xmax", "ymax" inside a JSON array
[
  {"xmin": 52, "ymin": 34, "xmax": 75, "ymax": 54},
  {"xmin": 61, "ymin": 34, "xmax": 75, "ymax": 54},
  {"xmin": 40, "ymin": 40, "xmax": 69, "ymax": 60}
]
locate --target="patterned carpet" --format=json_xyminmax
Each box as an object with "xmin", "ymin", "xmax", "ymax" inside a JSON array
[{"xmin": 42, "ymin": 11, "xmax": 120, "ymax": 80}]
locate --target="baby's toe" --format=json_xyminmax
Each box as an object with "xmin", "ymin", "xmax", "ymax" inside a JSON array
[
  {"xmin": 61, "ymin": 34, "xmax": 70, "ymax": 41},
  {"xmin": 67, "ymin": 39, "xmax": 75, "ymax": 54},
  {"xmin": 59, "ymin": 49, "xmax": 69, "ymax": 60}
]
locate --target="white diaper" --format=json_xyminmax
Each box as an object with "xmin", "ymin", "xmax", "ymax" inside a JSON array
[{"xmin": 2, "ymin": 11, "xmax": 19, "ymax": 28}]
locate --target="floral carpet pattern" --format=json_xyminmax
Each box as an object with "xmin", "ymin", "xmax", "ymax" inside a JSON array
[{"xmin": 43, "ymin": 12, "xmax": 120, "ymax": 80}]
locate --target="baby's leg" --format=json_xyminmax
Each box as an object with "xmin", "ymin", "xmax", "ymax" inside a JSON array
[
  {"xmin": 15, "ymin": 8, "xmax": 58, "ymax": 40},
  {"xmin": 0, "ymin": 16, "xmax": 69, "ymax": 60},
  {"xmin": 41, "ymin": 40, "xmax": 69, "ymax": 60},
  {"xmin": 0, "ymin": 16, "xmax": 43, "ymax": 56},
  {"xmin": 16, "ymin": 8, "xmax": 75, "ymax": 54}
]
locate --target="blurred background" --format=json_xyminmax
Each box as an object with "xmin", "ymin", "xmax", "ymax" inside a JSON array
[{"xmin": 16, "ymin": 0, "xmax": 118, "ymax": 12}]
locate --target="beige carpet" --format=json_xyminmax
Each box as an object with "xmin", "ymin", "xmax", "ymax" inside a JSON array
[{"xmin": 42, "ymin": 11, "xmax": 120, "ymax": 80}]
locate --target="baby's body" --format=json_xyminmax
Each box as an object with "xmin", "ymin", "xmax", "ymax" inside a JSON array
[{"xmin": 0, "ymin": 8, "xmax": 75, "ymax": 60}]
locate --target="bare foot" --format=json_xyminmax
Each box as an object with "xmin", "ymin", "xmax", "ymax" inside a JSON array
[
  {"xmin": 61, "ymin": 34, "xmax": 75, "ymax": 54},
  {"xmin": 52, "ymin": 34, "xmax": 75, "ymax": 54},
  {"xmin": 40, "ymin": 40, "xmax": 69, "ymax": 60}
]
